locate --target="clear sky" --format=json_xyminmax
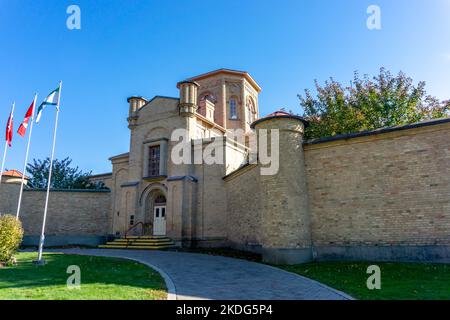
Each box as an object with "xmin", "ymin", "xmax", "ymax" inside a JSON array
[{"xmin": 0, "ymin": 0, "xmax": 449, "ymax": 174}]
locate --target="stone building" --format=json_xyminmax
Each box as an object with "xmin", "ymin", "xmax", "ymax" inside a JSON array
[
  {"xmin": 1, "ymin": 170, "xmax": 29, "ymax": 185},
  {"xmin": 103, "ymin": 69, "xmax": 262, "ymax": 247},
  {"xmin": 90, "ymin": 68, "xmax": 450, "ymax": 264},
  {"xmin": 1, "ymin": 68, "xmax": 449, "ymax": 264}
]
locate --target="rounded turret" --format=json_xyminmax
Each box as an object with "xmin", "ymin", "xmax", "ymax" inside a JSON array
[{"xmin": 177, "ymin": 81, "xmax": 199, "ymax": 117}]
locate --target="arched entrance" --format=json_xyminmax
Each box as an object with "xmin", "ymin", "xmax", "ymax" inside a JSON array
[
  {"xmin": 141, "ymin": 184, "xmax": 168, "ymax": 236},
  {"xmin": 152, "ymin": 194, "xmax": 167, "ymax": 236}
]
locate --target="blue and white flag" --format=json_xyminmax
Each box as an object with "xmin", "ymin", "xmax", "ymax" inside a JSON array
[{"xmin": 36, "ymin": 86, "xmax": 60, "ymax": 123}]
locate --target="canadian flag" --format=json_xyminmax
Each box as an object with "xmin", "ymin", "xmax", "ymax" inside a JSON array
[
  {"xmin": 5, "ymin": 111, "xmax": 13, "ymax": 147},
  {"xmin": 17, "ymin": 100, "xmax": 35, "ymax": 137}
]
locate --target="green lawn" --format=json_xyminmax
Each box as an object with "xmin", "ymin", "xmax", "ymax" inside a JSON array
[
  {"xmin": 279, "ymin": 261, "xmax": 450, "ymax": 300},
  {"xmin": 0, "ymin": 252, "xmax": 167, "ymax": 300}
]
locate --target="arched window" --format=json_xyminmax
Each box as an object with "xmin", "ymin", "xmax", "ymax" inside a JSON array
[
  {"xmin": 154, "ymin": 194, "xmax": 166, "ymax": 205},
  {"xmin": 230, "ymin": 98, "xmax": 238, "ymax": 120},
  {"xmin": 246, "ymin": 97, "xmax": 257, "ymax": 124}
]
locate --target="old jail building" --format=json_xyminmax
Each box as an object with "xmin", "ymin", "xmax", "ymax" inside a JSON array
[{"xmin": 2, "ymin": 68, "xmax": 450, "ymax": 264}]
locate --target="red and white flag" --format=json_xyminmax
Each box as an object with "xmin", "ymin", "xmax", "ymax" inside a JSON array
[
  {"xmin": 5, "ymin": 110, "xmax": 13, "ymax": 147},
  {"xmin": 17, "ymin": 100, "xmax": 35, "ymax": 137}
]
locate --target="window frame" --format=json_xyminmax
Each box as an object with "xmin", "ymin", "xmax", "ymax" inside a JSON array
[
  {"xmin": 148, "ymin": 145, "xmax": 161, "ymax": 177},
  {"xmin": 229, "ymin": 98, "xmax": 238, "ymax": 120},
  {"xmin": 142, "ymin": 138, "xmax": 168, "ymax": 179}
]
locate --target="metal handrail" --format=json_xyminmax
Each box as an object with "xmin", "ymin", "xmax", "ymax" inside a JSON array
[{"xmin": 124, "ymin": 222, "xmax": 144, "ymax": 238}]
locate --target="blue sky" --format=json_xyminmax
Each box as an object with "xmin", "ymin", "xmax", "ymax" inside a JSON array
[{"xmin": 0, "ymin": 0, "xmax": 449, "ymax": 174}]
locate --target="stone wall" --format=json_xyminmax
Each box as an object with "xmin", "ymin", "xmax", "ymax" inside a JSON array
[
  {"xmin": 0, "ymin": 184, "xmax": 111, "ymax": 246},
  {"xmin": 225, "ymin": 116, "xmax": 311, "ymax": 264},
  {"xmin": 225, "ymin": 164, "xmax": 262, "ymax": 252},
  {"xmin": 224, "ymin": 117, "xmax": 450, "ymax": 263},
  {"xmin": 304, "ymin": 120, "xmax": 450, "ymax": 262}
]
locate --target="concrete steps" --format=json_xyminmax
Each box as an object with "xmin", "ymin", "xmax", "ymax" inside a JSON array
[{"xmin": 98, "ymin": 236, "xmax": 176, "ymax": 250}]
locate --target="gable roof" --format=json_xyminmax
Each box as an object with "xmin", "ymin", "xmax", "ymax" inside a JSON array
[{"xmin": 137, "ymin": 95, "xmax": 179, "ymax": 112}]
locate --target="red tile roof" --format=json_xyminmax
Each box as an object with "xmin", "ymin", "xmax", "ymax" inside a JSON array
[
  {"xmin": 263, "ymin": 110, "xmax": 294, "ymax": 117},
  {"xmin": 1, "ymin": 170, "xmax": 29, "ymax": 179}
]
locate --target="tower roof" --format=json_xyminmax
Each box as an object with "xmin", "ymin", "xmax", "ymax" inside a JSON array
[
  {"xmin": 1, "ymin": 169, "xmax": 29, "ymax": 179},
  {"xmin": 182, "ymin": 68, "xmax": 262, "ymax": 93},
  {"xmin": 250, "ymin": 110, "xmax": 309, "ymax": 129}
]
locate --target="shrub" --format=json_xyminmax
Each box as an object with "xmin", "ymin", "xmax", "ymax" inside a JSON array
[{"xmin": 0, "ymin": 215, "xmax": 24, "ymax": 266}]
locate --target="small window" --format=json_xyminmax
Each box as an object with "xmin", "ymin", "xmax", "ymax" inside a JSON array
[
  {"xmin": 154, "ymin": 195, "xmax": 166, "ymax": 204},
  {"xmin": 148, "ymin": 145, "xmax": 160, "ymax": 176},
  {"xmin": 129, "ymin": 215, "xmax": 135, "ymax": 226},
  {"xmin": 230, "ymin": 99, "xmax": 238, "ymax": 120},
  {"xmin": 161, "ymin": 207, "xmax": 166, "ymax": 218}
]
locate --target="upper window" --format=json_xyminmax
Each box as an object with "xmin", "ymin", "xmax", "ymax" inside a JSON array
[
  {"xmin": 148, "ymin": 145, "xmax": 160, "ymax": 176},
  {"xmin": 230, "ymin": 98, "xmax": 238, "ymax": 120}
]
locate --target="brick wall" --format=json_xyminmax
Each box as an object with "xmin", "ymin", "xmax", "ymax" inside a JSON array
[
  {"xmin": 304, "ymin": 121, "xmax": 450, "ymax": 248},
  {"xmin": 0, "ymin": 184, "xmax": 111, "ymax": 237}
]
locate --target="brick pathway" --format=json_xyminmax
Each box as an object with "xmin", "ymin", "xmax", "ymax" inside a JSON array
[{"xmin": 58, "ymin": 248, "xmax": 352, "ymax": 300}]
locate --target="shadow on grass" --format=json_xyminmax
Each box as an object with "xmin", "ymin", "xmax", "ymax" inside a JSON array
[{"xmin": 0, "ymin": 252, "xmax": 166, "ymax": 299}]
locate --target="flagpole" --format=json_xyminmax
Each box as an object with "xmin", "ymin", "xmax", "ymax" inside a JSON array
[
  {"xmin": 0, "ymin": 102, "xmax": 15, "ymax": 188},
  {"xmin": 16, "ymin": 94, "xmax": 38, "ymax": 220},
  {"xmin": 36, "ymin": 82, "xmax": 62, "ymax": 264}
]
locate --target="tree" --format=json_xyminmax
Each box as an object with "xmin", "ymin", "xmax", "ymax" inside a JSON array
[
  {"xmin": 298, "ymin": 68, "xmax": 450, "ymax": 140},
  {"xmin": 26, "ymin": 157, "xmax": 107, "ymax": 190},
  {"xmin": 0, "ymin": 215, "xmax": 23, "ymax": 266}
]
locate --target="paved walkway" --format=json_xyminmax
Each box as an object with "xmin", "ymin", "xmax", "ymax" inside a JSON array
[{"xmin": 58, "ymin": 248, "xmax": 352, "ymax": 300}]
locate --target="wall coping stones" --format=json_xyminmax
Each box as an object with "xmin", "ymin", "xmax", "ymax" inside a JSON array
[
  {"xmin": 89, "ymin": 172, "xmax": 112, "ymax": 179},
  {"xmin": 305, "ymin": 117, "xmax": 450, "ymax": 145},
  {"xmin": 23, "ymin": 188, "xmax": 111, "ymax": 193}
]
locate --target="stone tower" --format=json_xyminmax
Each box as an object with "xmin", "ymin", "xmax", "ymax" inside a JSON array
[
  {"xmin": 185, "ymin": 69, "xmax": 261, "ymax": 132},
  {"xmin": 251, "ymin": 112, "xmax": 312, "ymax": 264}
]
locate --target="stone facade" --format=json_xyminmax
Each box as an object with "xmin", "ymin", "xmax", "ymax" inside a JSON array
[
  {"xmin": 107, "ymin": 69, "xmax": 256, "ymax": 248},
  {"xmin": 1, "ymin": 68, "xmax": 449, "ymax": 264}
]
